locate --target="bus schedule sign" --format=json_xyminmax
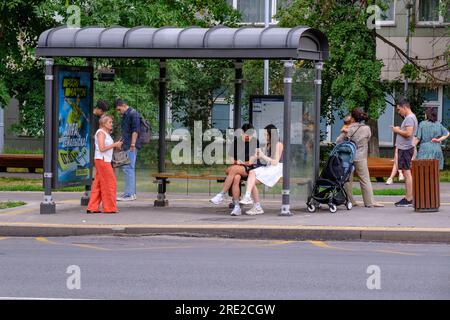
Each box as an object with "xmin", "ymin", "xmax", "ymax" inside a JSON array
[{"xmin": 52, "ymin": 65, "xmax": 93, "ymax": 188}]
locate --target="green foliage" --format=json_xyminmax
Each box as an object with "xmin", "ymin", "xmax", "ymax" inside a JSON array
[
  {"xmin": 169, "ymin": 59, "xmax": 234, "ymax": 130},
  {"xmin": 277, "ymin": 0, "xmax": 388, "ymax": 121},
  {"xmin": 401, "ymin": 63, "xmax": 421, "ymax": 81},
  {"xmin": 1, "ymin": 0, "xmax": 240, "ymax": 136},
  {"xmin": 0, "ymin": 0, "xmax": 51, "ymax": 134},
  {"xmin": 0, "ymin": 200, "xmax": 26, "ymax": 210}
]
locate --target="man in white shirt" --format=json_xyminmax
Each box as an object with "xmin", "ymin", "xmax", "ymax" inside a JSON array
[{"xmin": 391, "ymin": 98, "xmax": 418, "ymax": 207}]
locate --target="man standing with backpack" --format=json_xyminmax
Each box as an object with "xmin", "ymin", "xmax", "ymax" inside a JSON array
[{"xmin": 115, "ymin": 99, "xmax": 141, "ymax": 201}]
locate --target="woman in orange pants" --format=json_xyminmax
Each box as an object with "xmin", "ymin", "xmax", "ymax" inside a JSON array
[{"xmin": 87, "ymin": 115, "xmax": 123, "ymax": 214}]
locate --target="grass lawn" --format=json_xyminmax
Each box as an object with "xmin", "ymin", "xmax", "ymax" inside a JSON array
[
  {"xmin": 353, "ymin": 188, "xmax": 405, "ymax": 196},
  {"xmin": 3, "ymin": 148, "xmax": 43, "ymax": 154},
  {"xmin": 0, "ymin": 166, "xmax": 445, "ymax": 198},
  {"xmin": 0, "ymin": 177, "xmax": 84, "ymax": 192},
  {"xmin": 0, "ymin": 201, "xmax": 26, "ymax": 209}
]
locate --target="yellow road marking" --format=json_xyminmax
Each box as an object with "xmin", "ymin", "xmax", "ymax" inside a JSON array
[
  {"xmin": 267, "ymin": 240, "xmax": 295, "ymax": 246},
  {"xmin": 116, "ymin": 245, "xmax": 193, "ymax": 251},
  {"xmin": 307, "ymin": 241, "xmax": 424, "ymax": 256},
  {"xmin": 35, "ymin": 237, "xmax": 59, "ymax": 245},
  {"xmin": 307, "ymin": 240, "xmax": 356, "ymax": 251},
  {"xmin": 241, "ymin": 240, "xmax": 296, "ymax": 248},
  {"xmin": 307, "ymin": 240, "xmax": 331, "ymax": 249},
  {"xmin": 0, "ymin": 222, "xmax": 447, "ymax": 233},
  {"xmin": 35, "ymin": 237, "xmax": 191, "ymax": 252},
  {"xmin": 373, "ymin": 249, "xmax": 420, "ymax": 256},
  {"xmin": 70, "ymin": 243, "xmax": 111, "ymax": 251}
]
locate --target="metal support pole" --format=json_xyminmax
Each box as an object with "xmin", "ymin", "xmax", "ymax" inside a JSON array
[
  {"xmin": 263, "ymin": 0, "xmax": 270, "ymax": 95},
  {"xmin": 264, "ymin": 61, "xmax": 269, "ymax": 95},
  {"xmin": 234, "ymin": 60, "xmax": 243, "ymax": 129},
  {"xmin": 40, "ymin": 58, "xmax": 56, "ymax": 214},
  {"xmin": 155, "ymin": 59, "xmax": 168, "ymax": 207},
  {"xmin": 314, "ymin": 62, "xmax": 323, "ymax": 182},
  {"xmin": 81, "ymin": 58, "xmax": 93, "ymax": 206},
  {"xmin": 280, "ymin": 60, "xmax": 294, "ymax": 216}
]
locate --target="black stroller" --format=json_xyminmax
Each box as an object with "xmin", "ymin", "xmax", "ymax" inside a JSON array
[{"xmin": 306, "ymin": 141, "xmax": 357, "ymax": 213}]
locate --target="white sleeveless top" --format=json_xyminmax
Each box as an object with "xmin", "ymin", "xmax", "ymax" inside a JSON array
[{"xmin": 94, "ymin": 129, "xmax": 114, "ymax": 162}]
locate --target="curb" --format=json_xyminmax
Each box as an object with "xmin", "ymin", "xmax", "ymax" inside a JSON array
[{"xmin": 1, "ymin": 224, "xmax": 449, "ymax": 243}]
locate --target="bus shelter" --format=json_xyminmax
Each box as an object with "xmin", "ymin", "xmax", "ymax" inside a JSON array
[{"xmin": 36, "ymin": 26, "xmax": 329, "ymax": 215}]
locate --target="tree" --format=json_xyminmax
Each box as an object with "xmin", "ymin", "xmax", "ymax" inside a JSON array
[
  {"xmin": 0, "ymin": 0, "xmax": 55, "ymax": 135},
  {"xmin": 277, "ymin": 0, "xmax": 449, "ymax": 156},
  {"xmin": 0, "ymin": 0, "xmax": 240, "ymax": 137},
  {"xmin": 168, "ymin": 59, "xmax": 235, "ymax": 131},
  {"xmin": 277, "ymin": 0, "xmax": 388, "ymax": 156}
]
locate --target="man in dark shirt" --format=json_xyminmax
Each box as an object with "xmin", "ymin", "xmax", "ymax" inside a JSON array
[
  {"xmin": 92, "ymin": 99, "xmax": 108, "ymax": 134},
  {"xmin": 115, "ymin": 99, "xmax": 141, "ymax": 201},
  {"xmin": 210, "ymin": 123, "xmax": 259, "ymax": 216}
]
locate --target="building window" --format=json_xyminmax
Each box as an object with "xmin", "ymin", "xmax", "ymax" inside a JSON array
[
  {"xmin": 421, "ymin": 87, "xmax": 439, "ymax": 102},
  {"xmin": 443, "ymin": 85, "xmax": 450, "ymax": 128},
  {"xmin": 420, "ymin": 87, "xmax": 441, "ymax": 123},
  {"xmin": 417, "ymin": 0, "xmax": 449, "ymax": 25},
  {"xmin": 227, "ymin": 0, "xmax": 279, "ymax": 24},
  {"xmin": 378, "ymin": 0, "xmax": 396, "ymax": 25}
]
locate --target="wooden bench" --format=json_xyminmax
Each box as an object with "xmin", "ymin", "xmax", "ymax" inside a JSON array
[
  {"xmin": 366, "ymin": 157, "xmax": 394, "ymax": 181},
  {"xmin": 0, "ymin": 154, "xmax": 44, "ymax": 173},
  {"xmin": 151, "ymin": 172, "xmax": 312, "ymax": 186}
]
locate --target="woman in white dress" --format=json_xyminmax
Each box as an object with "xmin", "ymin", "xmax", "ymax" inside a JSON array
[{"xmin": 240, "ymin": 124, "xmax": 283, "ymax": 215}]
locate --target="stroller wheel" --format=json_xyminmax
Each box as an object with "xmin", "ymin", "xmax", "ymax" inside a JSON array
[
  {"xmin": 346, "ymin": 202, "xmax": 353, "ymax": 210},
  {"xmin": 307, "ymin": 203, "xmax": 317, "ymax": 213},
  {"xmin": 328, "ymin": 204, "xmax": 337, "ymax": 213}
]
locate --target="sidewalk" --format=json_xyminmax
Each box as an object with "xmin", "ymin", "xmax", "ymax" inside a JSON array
[{"xmin": 0, "ymin": 184, "xmax": 449, "ymax": 243}]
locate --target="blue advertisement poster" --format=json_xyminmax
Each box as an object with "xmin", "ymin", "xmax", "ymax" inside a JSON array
[{"xmin": 52, "ymin": 66, "xmax": 93, "ymax": 188}]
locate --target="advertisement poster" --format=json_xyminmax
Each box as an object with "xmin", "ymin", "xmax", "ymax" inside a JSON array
[{"xmin": 52, "ymin": 66, "xmax": 93, "ymax": 188}]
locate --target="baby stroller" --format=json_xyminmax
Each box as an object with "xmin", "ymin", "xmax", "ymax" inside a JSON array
[{"xmin": 306, "ymin": 141, "xmax": 356, "ymax": 213}]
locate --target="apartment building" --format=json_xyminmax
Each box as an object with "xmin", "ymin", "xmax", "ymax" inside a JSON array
[{"xmin": 327, "ymin": 0, "xmax": 449, "ymax": 147}]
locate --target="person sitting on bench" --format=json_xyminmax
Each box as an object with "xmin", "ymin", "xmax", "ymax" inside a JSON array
[
  {"xmin": 239, "ymin": 124, "xmax": 283, "ymax": 215},
  {"xmin": 210, "ymin": 123, "xmax": 259, "ymax": 216}
]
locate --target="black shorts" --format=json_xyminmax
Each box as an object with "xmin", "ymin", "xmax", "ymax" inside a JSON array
[{"xmin": 398, "ymin": 147, "xmax": 415, "ymax": 170}]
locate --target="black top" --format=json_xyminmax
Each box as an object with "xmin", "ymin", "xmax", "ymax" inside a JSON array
[{"xmin": 229, "ymin": 136, "xmax": 260, "ymax": 165}]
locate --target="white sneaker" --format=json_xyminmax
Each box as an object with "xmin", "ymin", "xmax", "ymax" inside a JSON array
[
  {"xmin": 117, "ymin": 195, "xmax": 135, "ymax": 202},
  {"xmin": 230, "ymin": 206, "xmax": 242, "ymax": 216},
  {"xmin": 386, "ymin": 177, "xmax": 393, "ymax": 185},
  {"xmin": 131, "ymin": 194, "xmax": 137, "ymax": 200},
  {"xmin": 246, "ymin": 205, "xmax": 264, "ymax": 215},
  {"xmin": 239, "ymin": 194, "xmax": 253, "ymax": 205},
  {"xmin": 399, "ymin": 172, "xmax": 405, "ymax": 182},
  {"xmin": 210, "ymin": 193, "xmax": 225, "ymax": 205}
]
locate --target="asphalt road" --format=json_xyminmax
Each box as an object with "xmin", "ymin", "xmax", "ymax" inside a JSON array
[{"xmin": 0, "ymin": 236, "xmax": 448, "ymax": 300}]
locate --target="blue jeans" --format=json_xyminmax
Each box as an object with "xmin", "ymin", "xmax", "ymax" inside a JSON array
[{"xmin": 122, "ymin": 149, "xmax": 137, "ymax": 196}]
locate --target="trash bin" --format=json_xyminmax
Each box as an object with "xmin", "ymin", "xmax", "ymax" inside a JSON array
[{"xmin": 411, "ymin": 159, "xmax": 440, "ymax": 212}]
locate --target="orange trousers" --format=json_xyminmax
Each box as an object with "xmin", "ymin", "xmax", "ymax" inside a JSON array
[{"xmin": 87, "ymin": 159, "xmax": 117, "ymax": 213}]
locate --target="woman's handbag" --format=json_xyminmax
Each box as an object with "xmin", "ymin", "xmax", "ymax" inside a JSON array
[{"xmin": 112, "ymin": 149, "xmax": 130, "ymax": 168}]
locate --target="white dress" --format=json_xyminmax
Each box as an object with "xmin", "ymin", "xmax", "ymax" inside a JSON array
[{"xmin": 253, "ymin": 146, "xmax": 283, "ymax": 187}]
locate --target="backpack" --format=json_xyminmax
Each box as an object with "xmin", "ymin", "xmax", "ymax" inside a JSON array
[{"xmin": 132, "ymin": 110, "xmax": 152, "ymax": 145}]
